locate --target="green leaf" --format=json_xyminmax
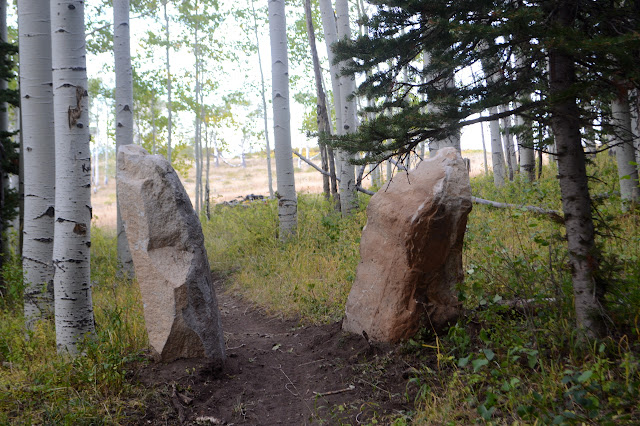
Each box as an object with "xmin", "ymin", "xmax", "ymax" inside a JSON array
[
  {"xmin": 477, "ymin": 404, "xmax": 495, "ymax": 420},
  {"xmin": 483, "ymin": 348, "xmax": 495, "ymax": 361},
  {"xmin": 577, "ymin": 370, "xmax": 593, "ymax": 383},
  {"xmin": 472, "ymin": 358, "xmax": 489, "ymax": 372},
  {"xmin": 479, "ymin": 329, "xmax": 491, "ymax": 344},
  {"xmin": 457, "ymin": 356, "xmax": 470, "ymax": 367}
]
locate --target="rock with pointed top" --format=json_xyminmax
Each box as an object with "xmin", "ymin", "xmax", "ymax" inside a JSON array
[
  {"xmin": 117, "ymin": 145, "xmax": 225, "ymax": 362},
  {"xmin": 343, "ymin": 147, "xmax": 472, "ymax": 342}
]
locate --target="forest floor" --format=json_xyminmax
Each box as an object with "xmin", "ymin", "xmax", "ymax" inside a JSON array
[{"xmin": 134, "ymin": 273, "xmax": 428, "ymax": 425}]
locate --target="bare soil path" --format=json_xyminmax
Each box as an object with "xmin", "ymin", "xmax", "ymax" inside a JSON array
[{"xmin": 135, "ymin": 275, "xmax": 430, "ymax": 425}]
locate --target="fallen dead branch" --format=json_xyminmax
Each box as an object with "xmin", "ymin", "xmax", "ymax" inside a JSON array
[
  {"xmin": 471, "ymin": 196, "xmax": 564, "ymax": 223},
  {"xmin": 313, "ymin": 384, "xmax": 355, "ymax": 397}
]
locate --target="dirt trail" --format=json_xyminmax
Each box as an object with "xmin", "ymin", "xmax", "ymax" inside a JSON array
[{"xmin": 136, "ymin": 275, "xmax": 428, "ymax": 425}]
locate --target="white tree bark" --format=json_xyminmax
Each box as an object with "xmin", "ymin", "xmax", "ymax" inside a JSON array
[
  {"xmin": 19, "ymin": 0, "xmax": 56, "ymax": 328},
  {"xmin": 488, "ymin": 105, "xmax": 506, "ymax": 187},
  {"xmin": 499, "ymin": 106, "xmax": 515, "ymax": 181},
  {"xmin": 268, "ymin": 0, "xmax": 297, "ymax": 238},
  {"xmin": 335, "ymin": 0, "xmax": 358, "ymax": 215},
  {"xmin": 114, "ymin": 0, "xmax": 134, "ymax": 277},
  {"xmin": 319, "ymin": 0, "xmax": 348, "ymax": 208},
  {"xmin": 51, "ymin": 0, "xmax": 95, "ymax": 354},
  {"xmin": 611, "ymin": 89, "xmax": 640, "ymax": 204},
  {"xmin": 163, "ymin": 0, "xmax": 173, "ymax": 163},
  {"xmin": 251, "ymin": 0, "xmax": 274, "ymax": 198}
]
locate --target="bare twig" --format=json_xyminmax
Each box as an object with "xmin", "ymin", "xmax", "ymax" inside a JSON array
[
  {"xmin": 313, "ymin": 384, "xmax": 355, "ymax": 397},
  {"xmin": 226, "ymin": 343, "xmax": 246, "ymax": 351}
]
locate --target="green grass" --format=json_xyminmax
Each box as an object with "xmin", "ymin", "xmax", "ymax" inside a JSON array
[
  {"xmin": 202, "ymin": 195, "xmax": 367, "ymax": 323},
  {"xmin": 203, "ymin": 154, "xmax": 639, "ymax": 423},
  {"xmin": 0, "ymin": 228, "xmax": 149, "ymax": 424},
  {"xmin": 1, "ymin": 154, "xmax": 638, "ymax": 423}
]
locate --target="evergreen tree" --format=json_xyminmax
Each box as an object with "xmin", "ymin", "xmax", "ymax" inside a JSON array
[{"xmin": 333, "ymin": 0, "xmax": 640, "ymax": 338}]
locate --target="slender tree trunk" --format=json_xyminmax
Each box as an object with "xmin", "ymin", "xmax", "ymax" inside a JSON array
[
  {"xmin": 114, "ymin": 0, "xmax": 134, "ymax": 277},
  {"xmin": 304, "ymin": 0, "xmax": 331, "ymax": 200},
  {"xmin": 0, "ymin": 0, "xmax": 5, "ymax": 274},
  {"xmin": 0, "ymin": 0, "xmax": 13, "ymax": 266},
  {"xmin": 213, "ymin": 132, "xmax": 220, "ymax": 167},
  {"xmin": 611, "ymin": 88, "xmax": 640, "ymax": 204},
  {"xmin": 51, "ymin": 0, "xmax": 95, "ymax": 354},
  {"xmin": 500, "ymin": 105, "xmax": 515, "ymax": 181},
  {"xmin": 335, "ymin": 0, "xmax": 358, "ymax": 215},
  {"xmin": 19, "ymin": 0, "xmax": 56, "ymax": 327},
  {"xmin": 480, "ymin": 120, "xmax": 489, "ymax": 175},
  {"xmin": 151, "ymin": 94, "xmax": 157, "ymax": 154},
  {"xmin": 163, "ymin": 0, "xmax": 172, "ymax": 163},
  {"xmin": 193, "ymin": 4, "xmax": 200, "ymax": 215},
  {"xmin": 548, "ymin": 2, "xmax": 606, "ymax": 338},
  {"xmin": 488, "ymin": 105, "xmax": 506, "ymax": 186},
  {"xmin": 250, "ymin": 0, "xmax": 274, "ymax": 198},
  {"xmin": 519, "ymin": 114, "xmax": 536, "ymax": 181},
  {"xmin": 319, "ymin": 0, "xmax": 344, "ymax": 205},
  {"xmin": 205, "ymin": 122, "xmax": 210, "ymax": 219},
  {"xmin": 199, "ymin": 100, "xmax": 205, "ymax": 211},
  {"xmin": 268, "ymin": 0, "xmax": 297, "ymax": 238}
]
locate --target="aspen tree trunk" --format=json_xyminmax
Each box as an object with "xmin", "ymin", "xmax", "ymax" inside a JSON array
[
  {"xmin": 193, "ymin": 3, "xmax": 201, "ymax": 215},
  {"xmin": 499, "ymin": 105, "xmax": 515, "ymax": 180},
  {"xmin": 506, "ymin": 116, "xmax": 518, "ymax": 176},
  {"xmin": 481, "ymin": 54, "xmax": 506, "ymax": 186},
  {"xmin": 163, "ymin": 0, "xmax": 173, "ymax": 163},
  {"xmin": 0, "ymin": 0, "xmax": 9, "ymax": 266},
  {"xmin": 488, "ymin": 105, "xmax": 506, "ymax": 187},
  {"xmin": 548, "ymin": 2, "xmax": 606, "ymax": 338},
  {"xmin": 213, "ymin": 132, "xmax": 220, "ymax": 167},
  {"xmin": 304, "ymin": 0, "xmax": 331, "ymax": 200},
  {"xmin": 268, "ymin": 0, "xmax": 297, "ymax": 238},
  {"xmin": 205, "ymin": 121, "xmax": 210, "ymax": 219},
  {"xmin": 335, "ymin": 0, "xmax": 357, "ymax": 215},
  {"xmin": 51, "ymin": 0, "xmax": 95, "ymax": 354},
  {"xmin": 319, "ymin": 0, "xmax": 344, "ymax": 205},
  {"xmin": 19, "ymin": 0, "xmax": 56, "ymax": 327},
  {"xmin": 199, "ymin": 101, "xmax": 205, "ymax": 211},
  {"xmin": 250, "ymin": 0, "xmax": 274, "ymax": 198},
  {"xmin": 151, "ymin": 94, "xmax": 157, "ymax": 154},
  {"xmin": 480, "ymin": 120, "xmax": 489, "ymax": 175},
  {"xmin": 611, "ymin": 89, "xmax": 640, "ymax": 204},
  {"xmin": 514, "ymin": 56, "xmax": 536, "ymax": 181},
  {"xmin": 114, "ymin": 0, "xmax": 134, "ymax": 277},
  {"xmin": 518, "ymin": 113, "xmax": 536, "ymax": 181}
]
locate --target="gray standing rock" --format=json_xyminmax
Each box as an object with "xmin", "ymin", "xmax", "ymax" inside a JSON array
[
  {"xmin": 117, "ymin": 145, "xmax": 225, "ymax": 362},
  {"xmin": 343, "ymin": 147, "xmax": 472, "ymax": 342}
]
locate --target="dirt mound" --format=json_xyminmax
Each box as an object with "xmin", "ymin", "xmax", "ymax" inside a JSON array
[{"xmin": 133, "ymin": 275, "xmax": 431, "ymax": 424}]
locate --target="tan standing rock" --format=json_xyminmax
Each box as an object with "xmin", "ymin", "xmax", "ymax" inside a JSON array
[
  {"xmin": 343, "ymin": 147, "xmax": 472, "ymax": 342},
  {"xmin": 117, "ymin": 145, "xmax": 225, "ymax": 362}
]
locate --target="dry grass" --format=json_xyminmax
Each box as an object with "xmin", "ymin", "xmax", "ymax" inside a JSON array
[{"xmin": 92, "ymin": 150, "xmax": 490, "ymax": 229}]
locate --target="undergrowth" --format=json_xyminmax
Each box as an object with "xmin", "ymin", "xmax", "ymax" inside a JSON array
[
  {"xmin": 202, "ymin": 194, "xmax": 367, "ymax": 323},
  {"xmin": 203, "ymin": 154, "xmax": 639, "ymax": 424},
  {"xmin": 0, "ymin": 228, "xmax": 149, "ymax": 424},
  {"xmin": 1, "ymin": 153, "xmax": 638, "ymax": 424},
  {"xmin": 405, "ymin": 155, "xmax": 640, "ymax": 424}
]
